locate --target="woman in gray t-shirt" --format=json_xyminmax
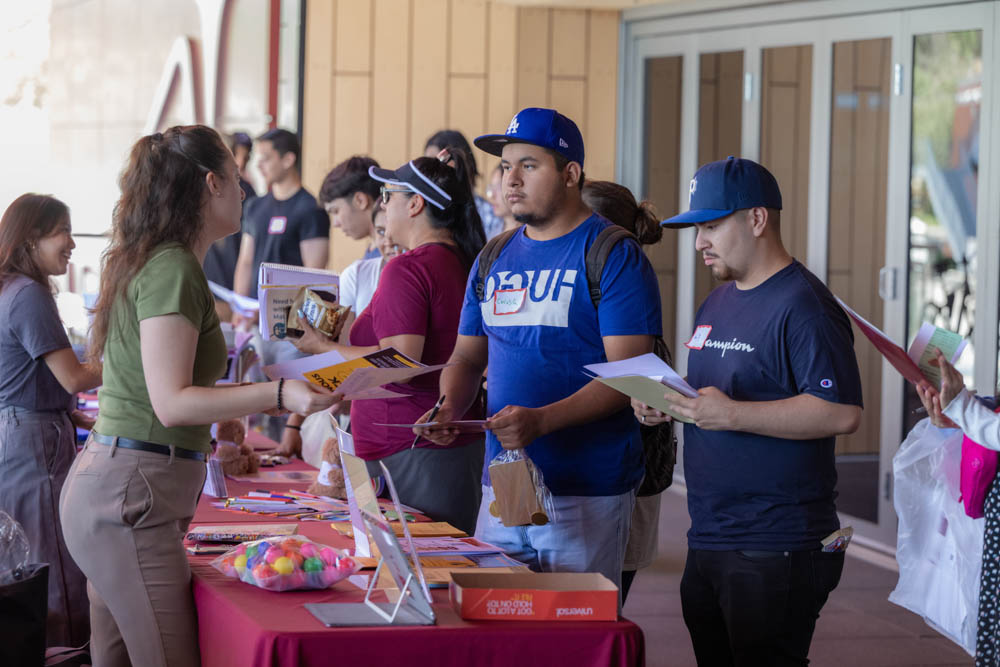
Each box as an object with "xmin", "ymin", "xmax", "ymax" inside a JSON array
[{"xmin": 0, "ymin": 194, "xmax": 102, "ymax": 648}]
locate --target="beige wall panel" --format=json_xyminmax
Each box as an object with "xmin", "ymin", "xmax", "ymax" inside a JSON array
[
  {"xmin": 303, "ymin": 0, "xmax": 337, "ymax": 195},
  {"xmin": 855, "ymin": 38, "xmax": 886, "ymax": 90},
  {"xmin": 451, "ymin": 0, "xmax": 489, "ymax": 75},
  {"xmin": 335, "ymin": 0, "xmax": 372, "ymax": 72},
  {"xmin": 333, "ymin": 75, "xmax": 372, "ymax": 160},
  {"xmin": 448, "ymin": 76, "xmax": 489, "ymax": 178},
  {"xmin": 487, "ymin": 2, "xmax": 519, "ymax": 134},
  {"xmin": 551, "ymin": 9, "xmax": 588, "ymax": 78},
  {"xmin": 585, "ymin": 10, "xmax": 619, "ymax": 181},
  {"xmin": 372, "ymin": 0, "xmax": 411, "ymax": 168},
  {"xmin": 410, "ymin": 0, "xmax": 450, "ymax": 156},
  {"xmin": 517, "ymin": 7, "xmax": 551, "ymax": 108},
  {"xmin": 549, "ymin": 79, "xmax": 587, "ymax": 129},
  {"xmin": 716, "ymin": 52, "xmax": 744, "ymax": 159}
]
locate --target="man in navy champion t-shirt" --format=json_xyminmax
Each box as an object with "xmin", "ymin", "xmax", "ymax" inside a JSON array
[
  {"xmin": 643, "ymin": 157, "xmax": 863, "ymax": 665},
  {"xmin": 418, "ymin": 108, "xmax": 661, "ymax": 598}
]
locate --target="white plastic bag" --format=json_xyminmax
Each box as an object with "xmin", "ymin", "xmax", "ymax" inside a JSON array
[{"xmin": 889, "ymin": 418, "xmax": 983, "ymax": 656}]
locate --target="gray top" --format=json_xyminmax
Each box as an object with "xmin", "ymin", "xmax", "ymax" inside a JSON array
[{"xmin": 0, "ymin": 275, "xmax": 72, "ymax": 411}]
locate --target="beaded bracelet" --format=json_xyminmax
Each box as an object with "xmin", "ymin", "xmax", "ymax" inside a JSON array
[{"xmin": 277, "ymin": 378, "xmax": 285, "ymax": 411}]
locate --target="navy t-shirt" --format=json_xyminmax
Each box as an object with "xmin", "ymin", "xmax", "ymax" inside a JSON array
[
  {"xmin": 683, "ymin": 260, "xmax": 863, "ymax": 551},
  {"xmin": 244, "ymin": 187, "xmax": 329, "ymax": 298},
  {"xmin": 0, "ymin": 275, "xmax": 73, "ymax": 411},
  {"xmin": 458, "ymin": 215, "xmax": 662, "ymax": 497}
]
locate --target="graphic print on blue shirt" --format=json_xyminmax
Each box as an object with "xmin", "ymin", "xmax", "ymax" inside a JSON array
[
  {"xmin": 683, "ymin": 260, "xmax": 863, "ymax": 551},
  {"xmin": 458, "ymin": 214, "xmax": 662, "ymax": 496}
]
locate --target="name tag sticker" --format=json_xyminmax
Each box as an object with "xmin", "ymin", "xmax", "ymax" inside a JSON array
[
  {"xmin": 268, "ymin": 216, "xmax": 287, "ymax": 234},
  {"xmin": 686, "ymin": 325, "xmax": 712, "ymax": 350},
  {"xmin": 493, "ymin": 288, "xmax": 527, "ymax": 315}
]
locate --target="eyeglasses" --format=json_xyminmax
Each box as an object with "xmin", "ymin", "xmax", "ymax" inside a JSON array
[{"xmin": 380, "ymin": 186, "xmax": 412, "ymax": 205}]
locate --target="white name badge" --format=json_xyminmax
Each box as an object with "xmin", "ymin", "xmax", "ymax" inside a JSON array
[
  {"xmin": 268, "ymin": 216, "xmax": 287, "ymax": 234},
  {"xmin": 493, "ymin": 288, "xmax": 527, "ymax": 315},
  {"xmin": 686, "ymin": 324, "xmax": 712, "ymax": 350}
]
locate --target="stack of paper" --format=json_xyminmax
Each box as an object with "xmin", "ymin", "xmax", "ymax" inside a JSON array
[
  {"xmin": 208, "ymin": 281, "xmax": 260, "ymax": 318},
  {"xmin": 583, "ymin": 352, "xmax": 698, "ymax": 423},
  {"xmin": 257, "ymin": 262, "xmax": 339, "ymax": 341},
  {"xmin": 185, "ymin": 523, "xmax": 297, "ymax": 543}
]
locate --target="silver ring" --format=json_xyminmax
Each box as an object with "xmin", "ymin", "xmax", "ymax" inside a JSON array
[{"xmin": 641, "ymin": 415, "xmax": 646, "ymax": 424}]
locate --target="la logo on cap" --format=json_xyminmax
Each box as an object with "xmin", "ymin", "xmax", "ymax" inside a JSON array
[
  {"xmin": 689, "ymin": 178, "xmax": 697, "ymax": 204},
  {"xmin": 506, "ymin": 117, "xmax": 520, "ymax": 135},
  {"xmin": 559, "ymin": 138, "xmax": 569, "ymax": 148}
]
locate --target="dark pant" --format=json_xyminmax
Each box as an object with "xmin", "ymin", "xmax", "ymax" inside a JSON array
[
  {"xmin": 365, "ymin": 439, "xmax": 485, "ymax": 535},
  {"xmin": 680, "ymin": 547, "xmax": 844, "ymax": 667}
]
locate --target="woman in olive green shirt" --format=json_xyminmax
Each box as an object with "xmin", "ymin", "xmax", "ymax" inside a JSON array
[{"xmin": 59, "ymin": 125, "xmax": 337, "ymax": 667}]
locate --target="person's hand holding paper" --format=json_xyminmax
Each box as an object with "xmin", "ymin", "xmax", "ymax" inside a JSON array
[
  {"xmin": 485, "ymin": 405, "xmax": 547, "ymax": 450},
  {"xmin": 413, "ymin": 403, "xmax": 460, "ymax": 446},
  {"xmin": 662, "ymin": 386, "xmax": 736, "ymax": 430},
  {"xmin": 631, "ymin": 397, "xmax": 672, "ymax": 426}
]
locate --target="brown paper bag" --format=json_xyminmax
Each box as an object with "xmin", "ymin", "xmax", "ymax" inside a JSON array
[{"xmin": 488, "ymin": 458, "xmax": 549, "ymax": 527}]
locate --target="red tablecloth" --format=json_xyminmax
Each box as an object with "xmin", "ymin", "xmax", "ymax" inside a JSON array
[{"xmin": 190, "ymin": 460, "xmax": 646, "ymax": 667}]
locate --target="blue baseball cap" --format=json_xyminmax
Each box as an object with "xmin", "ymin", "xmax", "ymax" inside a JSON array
[
  {"xmin": 474, "ymin": 107, "xmax": 585, "ymax": 168},
  {"xmin": 661, "ymin": 156, "xmax": 782, "ymax": 228}
]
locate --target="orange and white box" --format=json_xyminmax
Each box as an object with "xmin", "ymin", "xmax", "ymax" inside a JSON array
[{"xmin": 449, "ymin": 572, "xmax": 618, "ymax": 621}]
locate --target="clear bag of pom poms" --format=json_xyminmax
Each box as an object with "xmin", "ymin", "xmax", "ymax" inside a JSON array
[{"xmin": 211, "ymin": 535, "xmax": 360, "ymax": 592}]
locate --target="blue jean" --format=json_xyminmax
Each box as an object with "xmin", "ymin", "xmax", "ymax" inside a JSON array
[{"xmin": 474, "ymin": 484, "xmax": 635, "ymax": 605}]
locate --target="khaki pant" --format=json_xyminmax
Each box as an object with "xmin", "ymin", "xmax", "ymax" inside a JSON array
[{"xmin": 59, "ymin": 437, "xmax": 206, "ymax": 667}]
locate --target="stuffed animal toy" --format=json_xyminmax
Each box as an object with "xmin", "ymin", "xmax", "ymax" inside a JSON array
[
  {"xmin": 213, "ymin": 419, "xmax": 260, "ymax": 477},
  {"xmin": 307, "ymin": 435, "xmax": 346, "ymax": 499}
]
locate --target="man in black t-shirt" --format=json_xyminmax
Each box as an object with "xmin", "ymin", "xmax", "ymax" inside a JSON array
[
  {"xmin": 641, "ymin": 157, "xmax": 864, "ymax": 666},
  {"xmin": 233, "ymin": 128, "xmax": 329, "ymax": 299}
]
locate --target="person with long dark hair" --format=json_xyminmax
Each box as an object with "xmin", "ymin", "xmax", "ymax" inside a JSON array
[
  {"xmin": 59, "ymin": 125, "xmax": 337, "ymax": 667},
  {"xmin": 290, "ymin": 152, "xmax": 486, "ymax": 533},
  {"xmin": 0, "ymin": 193, "xmax": 100, "ymax": 648},
  {"xmin": 425, "ymin": 128, "xmax": 505, "ymax": 240}
]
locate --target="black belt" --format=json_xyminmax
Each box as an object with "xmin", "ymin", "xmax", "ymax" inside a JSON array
[{"xmin": 91, "ymin": 432, "xmax": 206, "ymax": 462}]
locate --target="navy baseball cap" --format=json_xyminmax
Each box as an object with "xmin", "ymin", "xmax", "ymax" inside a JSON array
[
  {"xmin": 474, "ymin": 107, "xmax": 585, "ymax": 168},
  {"xmin": 661, "ymin": 156, "xmax": 782, "ymax": 228}
]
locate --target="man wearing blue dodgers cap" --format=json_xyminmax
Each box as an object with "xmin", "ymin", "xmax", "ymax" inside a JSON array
[
  {"xmin": 416, "ymin": 107, "xmax": 662, "ymax": 597},
  {"xmin": 637, "ymin": 156, "xmax": 864, "ymax": 664}
]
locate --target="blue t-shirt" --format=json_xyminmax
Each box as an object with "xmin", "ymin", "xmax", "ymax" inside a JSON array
[
  {"xmin": 684, "ymin": 260, "xmax": 863, "ymax": 551},
  {"xmin": 458, "ymin": 214, "xmax": 662, "ymax": 496}
]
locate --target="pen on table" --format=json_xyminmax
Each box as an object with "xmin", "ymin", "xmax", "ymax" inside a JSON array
[{"xmin": 412, "ymin": 394, "xmax": 446, "ymax": 449}]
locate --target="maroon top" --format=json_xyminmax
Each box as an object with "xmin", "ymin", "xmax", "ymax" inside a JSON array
[{"xmin": 349, "ymin": 243, "xmax": 481, "ymax": 459}]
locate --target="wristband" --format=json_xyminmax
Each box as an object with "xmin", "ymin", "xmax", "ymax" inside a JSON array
[
  {"xmin": 277, "ymin": 378, "xmax": 285, "ymax": 411},
  {"xmin": 284, "ymin": 424, "xmax": 301, "ymax": 431}
]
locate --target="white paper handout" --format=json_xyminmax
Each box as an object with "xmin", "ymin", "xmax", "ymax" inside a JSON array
[
  {"xmin": 337, "ymin": 426, "xmax": 374, "ymax": 558},
  {"xmin": 208, "ymin": 281, "xmax": 260, "ymax": 317},
  {"xmin": 583, "ymin": 352, "xmax": 698, "ymax": 424}
]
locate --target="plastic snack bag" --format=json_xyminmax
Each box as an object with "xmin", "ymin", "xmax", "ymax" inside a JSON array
[
  {"xmin": 0, "ymin": 510, "xmax": 30, "ymax": 585},
  {"xmin": 487, "ymin": 448, "xmax": 557, "ymax": 527},
  {"xmin": 212, "ymin": 535, "xmax": 360, "ymax": 592}
]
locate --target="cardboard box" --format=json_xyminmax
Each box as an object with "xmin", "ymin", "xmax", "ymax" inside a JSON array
[{"xmin": 449, "ymin": 572, "xmax": 618, "ymax": 621}]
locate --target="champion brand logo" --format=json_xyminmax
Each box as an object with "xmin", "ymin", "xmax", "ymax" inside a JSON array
[
  {"xmin": 820, "ymin": 378, "xmax": 834, "ymax": 389},
  {"xmin": 559, "ymin": 138, "xmax": 569, "ymax": 148},
  {"xmin": 506, "ymin": 117, "xmax": 520, "ymax": 135}
]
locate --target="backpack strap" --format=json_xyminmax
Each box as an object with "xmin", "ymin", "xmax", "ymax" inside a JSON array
[
  {"xmin": 584, "ymin": 226, "xmax": 637, "ymax": 308},
  {"xmin": 474, "ymin": 228, "xmax": 520, "ymax": 302}
]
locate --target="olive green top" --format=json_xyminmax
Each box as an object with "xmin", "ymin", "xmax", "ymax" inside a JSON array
[{"xmin": 95, "ymin": 244, "xmax": 227, "ymax": 452}]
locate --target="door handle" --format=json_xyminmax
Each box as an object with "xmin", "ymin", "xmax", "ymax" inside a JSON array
[{"xmin": 878, "ymin": 267, "xmax": 897, "ymax": 300}]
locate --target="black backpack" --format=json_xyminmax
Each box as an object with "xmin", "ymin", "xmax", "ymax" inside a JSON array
[{"xmin": 475, "ymin": 226, "xmax": 677, "ymax": 497}]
